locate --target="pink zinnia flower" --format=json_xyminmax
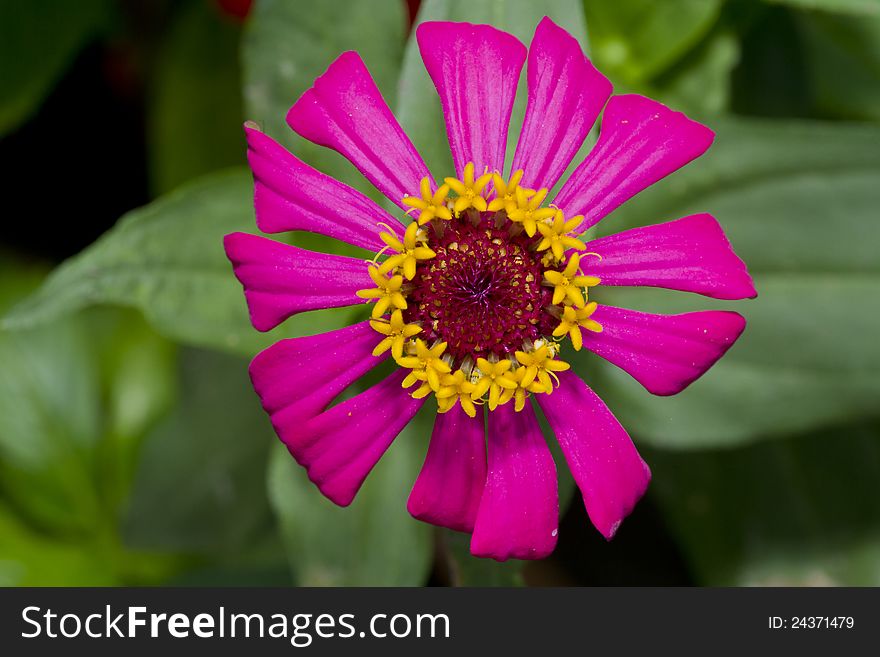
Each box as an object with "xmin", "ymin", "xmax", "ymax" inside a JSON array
[{"xmin": 225, "ymin": 17, "xmax": 755, "ymax": 561}]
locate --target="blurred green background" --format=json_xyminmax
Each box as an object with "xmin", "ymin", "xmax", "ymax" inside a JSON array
[{"xmin": 1, "ymin": 0, "xmax": 879, "ymax": 586}]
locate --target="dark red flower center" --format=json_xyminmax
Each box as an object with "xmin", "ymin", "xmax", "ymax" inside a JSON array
[{"xmin": 403, "ymin": 211, "xmax": 556, "ymax": 362}]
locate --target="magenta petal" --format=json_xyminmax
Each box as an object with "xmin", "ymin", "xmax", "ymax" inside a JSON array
[
  {"xmin": 224, "ymin": 232, "xmax": 371, "ymax": 332},
  {"xmin": 537, "ymin": 372, "xmax": 650, "ymax": 539},
  {"xmin": 286, "ymin": 51, "xmax": 431, "ymax": 208},
  {"xmin": 407, "ymin": 405, "xmax": 486, "ymax": 533},
  {"xmin": 279, "ymin": 369, "xmax": 425, "ymax": 506},
  {"xmin": 586, "ymin": 214, "xmax": 757, "ymax": 300},
  {"xmin": 554, "ymin": 94, "xmax": 714, "ymax": 230},
  {"xmin": 245, "ymin": 126, "xmax": 390, "ymax": 251},
  {"xmin": 584, "ymin": 305, "xmax": 747, "ymax": 396},
  {"xmin": 512, "ymin": 17, "xmax": 612, "ymax": 192},
  {"xmin": 417, "ymin": 21, "xmax": 526, "ymax": 177},
  {"xmin": 249, "ymin": 321, "xmax": 386, "ymax": 427},
  {"xmin": 470, "ymin": 403, "xmax": 558, "ymax": 561}
]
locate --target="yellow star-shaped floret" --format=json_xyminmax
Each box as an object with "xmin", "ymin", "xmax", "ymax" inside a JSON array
[
  {"xmin": 398, "ymin": 339, "xmax": 451, "ymax": 392},
  {"xmin": 369, "ymin": 310, "xmax": 422, "ymax": 359},
  {"xmin": 543, "ymin": 253, "xmax": 600, "ymax": 307},
  {"xmin": 471, "ymin": 358, "xmax": 517, "ymax": 411},
  {"xmin": 378, "ymin": 221, "xmax": 436, "ymax": 280},
  {"xmin": 514, "ymin": 345, "xmax": 570, "ymax": 393},
  {"xmin": 487, "ymin": 169, "xmax": 527, "ymax": 212},
  {"xmin": 536, "ymin": 209, "xmax": 587, "ymax": 261},
  {"xmin": 552, "ymin": 302, "xmax": 603, "ymax": 351},
  {"xmin": 436, "ymin": 369, "xmax": 478, "ymax": 417},
  {"xmin": 507, "ymin": 187, "xmax": 555, "ymax": 237},
  {"xmin": 499, "ymin": 365, "xmax": 548, "ymax": 412},
  {"xmin": 356, "ymin": 266, "xmax": 407, "ymax": 318},
  {"xmin": 444, "ymin": 162, "xmax": 493, "ymax": 214},
  {"xmin": 402, "ymin": 177, "xmax": 453, "ymax": 225}
]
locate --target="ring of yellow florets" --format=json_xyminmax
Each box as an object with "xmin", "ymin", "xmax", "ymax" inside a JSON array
[{"xmin": 356, "ymin": 162, "xmax": 604, "ymax": 417}]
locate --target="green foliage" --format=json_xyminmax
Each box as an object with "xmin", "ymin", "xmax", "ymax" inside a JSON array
[
  {"xmin": 122, "ymin": 348, "xmax": 277, "ymax": 559},
  {"xmin": 242, "ymin": 0, "xmax": 407, "ymax": 197},
  {"xmin": 0, "ymin": 502, "xmax": 116, "ymax": 586},
  {"xmin": 586, "ymin": 119, "xmax": 880, "ymax": 448},
  {"xmin": 0, "ymin": 259, "xmax": 180, "ymax": 584},
  {"xmin": 0, "ymin": 0, "xmax": 110, "ymax": 136},
  {"xmin": 764, "ymin": 0, "xmax": 880, "ymax": 16},
  {"xmin": 797, "ymin": 11, "xmax": 880, "ymax": 121},
  {"xmin": 443, "ymin": 530, "xmax": 526, "ymax": 586},
  {"xmin": 3, "ymin": 0, "xmax": 880, "ymax": 587},
  {"xmin": 644, "ymin": 30, "xmax": 740, "ymax": 117},
  {"xmin": 648, "ymin": 422, "xmax": 880, "ymax": 585},
  {"xmin": 148, "ymin": 0, "xmax": 246, "ymax": 194},
  {"xmin": 582, "ymin": 0, "xmax": 723, "ymax": 83},
  {"xmin": 0, "ymin": 307, "xmax": 174, "ymax": 535},
  {"xmin": 1, "ymin": 171, "xmax": 355, "ymax": 355},
  {"xmin": 267, "ymin": 405, "xmax": 433, "ymax": 586}
]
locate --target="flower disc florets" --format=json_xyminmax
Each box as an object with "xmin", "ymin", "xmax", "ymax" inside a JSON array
[
  {"xmin": 404, "ymin": 210, "xmax": 555, "ymax": 362},
  {"xmin": 358, "ymin": 163, "xmax": 604, "ymax": 417}
]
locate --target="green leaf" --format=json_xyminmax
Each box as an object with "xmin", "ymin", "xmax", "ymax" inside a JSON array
[
  {"xmin": 0, "ymin": 502, "xmax": 117, "ymax": 586},
  {"xmin": 764, "ymin": 0, "xmax": 880, "ymax": 17},
  {"xmin": 267, "ymin": 404, "xmax": 433, "ymax": 586},
  {"xmin": 0, "ymin": 0, "xmax": 110, "ymax": 136},
  {"xmin": 0, "ymin": 306, "xmax": 174, "ymax": 535},
  {"xmin": 0, "ymin": 253, "xmax": 46, "ymax": 314},
  {"xmin": 583, "ymin": 119, "xmax": 880, "ymax": 448},
  {"xmin": 0, "ymin": 261, "xmax": 178, "ymax": 584},
  {"xmin": 1, "ymin": 170, "xmax": 354, "ymax": 354},
  {"xmin": 582, "ymin": 0, "xmax": 723, "ymax": 84},
  {"xmin": 399, "ymin": 0, "xmax": 590, "ymax": 181},
  {"xmin": 646, "ymin": 30, "xmax": 740, "ymax": 117},
  {"xmin": 148, "ymin": 0, "xmax": 246, "ymax": 194},
  {"xmin": 730, "ymin": 5, "xmax": 814, "ymax": 119},
  {"xmin": 88, "ymin": 307, "xmax": 178, "ymax": 513},
  {"xmin": 242, "ymin": 0, "xmax": 407, "ymax": 196},
  {"xmin": 122, "ymin": 348, "xmax": 278, "ymax": 558},
  {"xmin": 647, "ymin": 422, "xmax": 880, "ymax": 585},
  {"xmin": 0, "ymin": 314, "xmax": 102, "ymax": 534},
  {"xmin": 797, "ymin": 12, "xmax": 880, "ymax": 122},
  {"xmin": 0, "ymin": 498, "xmax": 182, "ymax": 586}
]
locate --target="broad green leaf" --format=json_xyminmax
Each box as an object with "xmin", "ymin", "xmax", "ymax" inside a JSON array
[
  {"xmin": 582, "ymin": 0, "xmax": 723, "ymax": 84},
  {"xmin": 580, "ymin": 119, "xmax": 880, "ymax": 448},
  {"xmin": 1, "ymin": 170, "xmax": 355, "ymax": 354},
  {"xmin": 0, "ymin": 310, "xmax": 100, "ymax": 535},
  {"xmin": 0, "ymin": 499, "xmax": 182, "ymax": 586},
  {"xmin": 765, "ymin": 0, "xmax": 880, "ymax": 16},
  {"xmin": 268, "ymin": 404, "xmax": 433, "ymax": 586},
  {"xmin": 730, "ymin": 5, "xmax": 814, "ymax": 118},
  {"xmin": 797, "ymin": 12, "xmax": 880, "ymax": 122},
  {"xmin": 646, "ymin": 30, "xmax": 740, "ymax": 117},
  {"xmin": 399, "ymin": 0, "xmax": 590, "ymax": 181},
  {"xmin": 148, "ymin": 0, "xmax": 245, "ymax": 194},
  {"xmin": 0, "ymin": 255, "xmax": 175, "ymax": 549},
  {"xmin": 0, "ymin": 502, "xmax": 117, "ymax": 586},
  {"xmin": 0, "ymin": 253, "xmax": 45, "ymax": 313},
  {"xmin": 0, "ymin": 0, "xmax": 110, "ymax": 136},
  {"xmin": 85, "ymin": 307, "xmax": 178, "ymax": 513},
  {"xmin": 122, "ymin": 348, "xmax": 278, "ymax": 558},
  {"xmin": 242, "ymin": 0, "xmax": 407, "ymax": 196},
  {"xmin": 647, "ymin": 422, "xmax": 880, "ymax": 585},
  {"xmin": 0, "ymin": 306, "xmax": 174, "ymax": 535}
]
